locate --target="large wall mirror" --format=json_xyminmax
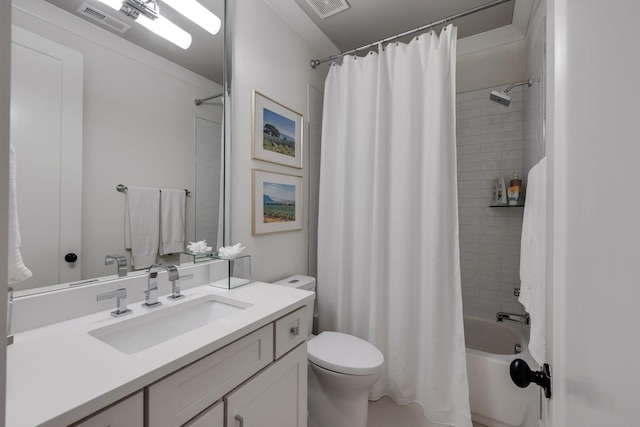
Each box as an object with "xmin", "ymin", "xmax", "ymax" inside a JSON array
[{"xmin": 10, "ymin": 0, "xmax": 230, "ymax": 294}]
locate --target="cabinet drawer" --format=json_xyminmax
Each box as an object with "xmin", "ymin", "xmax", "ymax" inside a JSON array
[
  {"xmin": 274, "ymin": 307, "xmax": 308, "ymax": 359},
  {"xmin": 147, "ymin": 324, "xmax": 274, "ymax": 427},
  {"xmin": 183, "ymin": 401, "xmax": 223, "ymax": 427},
  {"xmin": 72, "ymin": 391, "xmax": 143, "ymax": 427}
]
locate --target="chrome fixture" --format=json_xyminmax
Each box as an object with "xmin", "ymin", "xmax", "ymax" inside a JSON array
[
  {"xmin": 496, "ymin": 311, "xmax": 530, "ymax": 325},
  {"xmin": 167, "ymin": 267, "xmax": 194, "ymax": 301},
  {"xmin": 116, "ymin": 184, "xmax": 191, "ymax": 197},
  {"xmin": 194, "ymin": 92, "xmax": 223, "ymax": 106},
  {"xmin": 105, "ymin": 254, "xmax": 128, "ymax": 277},
  {"xmin": 95, "ymin": 0, "xmax": 221, "ymax": 50},
  {"xmin": 489, "ymin": 79, "xmax": 533, "ymax": 107},
  {"xmin": 7, "ymin": 287, "xmax": 13, "ymax": 345},
  {"xmin": 143, "ymin": 265, "xmax": 165, "ymax": 308},
  {"xmin": 97, "ymin": 288, "xmax": 132, "ymax": 317}
]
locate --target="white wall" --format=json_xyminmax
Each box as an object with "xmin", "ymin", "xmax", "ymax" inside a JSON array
[
  {"xmin": 457, "ymin": 40, "xmax": 527, "ymax": 94},
  {"xmin": 549, "ymin": 0, "xmax": 640, "ymax": 425},
  {"xmin": 0, "ymin": 0, "xmax": 10, "ymax": 420},
  {"xmin": 230, "ymin": 0, "xmax": 327, "ymax": 282},
  {"xmin": 13, "ymin": 0, "xmax": 222, "ymax": 279}
]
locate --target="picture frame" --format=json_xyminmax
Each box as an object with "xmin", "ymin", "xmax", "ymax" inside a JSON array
[
  {"xmin": 252, "ymin": 90, "xmax": 304, "ymax": 169},
  {"xmin": 252, "ymin": 169, "xmax": 303, "ymax": 235}
]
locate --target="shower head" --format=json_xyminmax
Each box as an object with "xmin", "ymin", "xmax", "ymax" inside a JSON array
[
  {"xmin": 490, "ymin": 90, "xmax": 512, "ymax": 106},
  {"xmin": 489, "ymin": 79, "xmax": 533, "ymax": 107}
]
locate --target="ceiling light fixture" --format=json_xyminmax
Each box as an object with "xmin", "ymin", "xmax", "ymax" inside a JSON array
[
  {"xmin": 95, "ymin": 0, "xmax": 192, "ymax": 49},
  {"xmin": 162, "ymin": 0, "xmax": 222, "ymax": 35}
]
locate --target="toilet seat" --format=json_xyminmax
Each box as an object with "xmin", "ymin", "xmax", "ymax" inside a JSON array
[{"xmin": 308, "ymin": 331, "xmax": 384, "ymax": 375}]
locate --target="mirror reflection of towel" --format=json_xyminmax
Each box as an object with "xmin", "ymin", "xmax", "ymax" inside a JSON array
[
  {"xmin": 8, "ymin": 144, "xmax": 33, "ymax": 284},
  {"xmin": 159, "ymin": 189, "xmax": 186, "ymax": 255},
  {"xmin": 125, "ymin": 187, "xmax": 160, "ymax": 269}
]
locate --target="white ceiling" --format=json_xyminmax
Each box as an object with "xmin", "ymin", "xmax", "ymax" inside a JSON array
[
  {"xmin": 41, "ymin": 0, "xmax": 225, "ymax": 83},
  {"xmin": 294, "ymin": 0, "xmax": 516, "ymax": 52}
]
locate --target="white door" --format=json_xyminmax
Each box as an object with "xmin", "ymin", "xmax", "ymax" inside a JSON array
[
  {"xmin": 10, "ymin": 26, "xmax": 83, "ymax": 289},
  {"xmin": 545, "ymin": 0, "xmax": 640, "ymax": 426}
]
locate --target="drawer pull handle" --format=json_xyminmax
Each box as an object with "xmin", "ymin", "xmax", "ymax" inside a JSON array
[
  {"xmin": 290, "ymin": 326, "xmax": 300, "ymax": 336},
  {"xmin": 235, "ymin": 414, "xmax": 244, "ymax": 427}
]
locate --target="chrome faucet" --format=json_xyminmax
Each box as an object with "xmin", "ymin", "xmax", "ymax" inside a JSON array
[
  {"xmin": 105, "ymin": 254, "xmax": 128, "ymax": 277},
  {"xmin": 496, "ymin": 311, "xmax": 530, "ymax": 325},
  {"xmin": 97, "ymin": 288, "xmax": 132, "ymax": 317},
  {"xmin": 143, "ymin": 264, "xmax": 165, "ymax": 308}
]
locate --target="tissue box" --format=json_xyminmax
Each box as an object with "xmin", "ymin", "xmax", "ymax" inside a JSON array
[{"xmin": 209, "ymin": 254, "xmax": 251, "ymax": 289}]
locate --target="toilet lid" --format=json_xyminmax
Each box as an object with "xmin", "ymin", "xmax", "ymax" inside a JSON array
[{"xmin": 307, "ymin": 331, "xmax": 384, "ymax": 376}]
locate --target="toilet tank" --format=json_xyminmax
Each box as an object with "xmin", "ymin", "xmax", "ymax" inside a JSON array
[{"xmin": 272, "ymin": 275, "xmax": 316, "ymax": 335}]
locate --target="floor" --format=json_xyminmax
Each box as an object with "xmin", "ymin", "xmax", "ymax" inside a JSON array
[{"xmin": 366, "ymin": 397, "xmax": 488, "ymax": 427}]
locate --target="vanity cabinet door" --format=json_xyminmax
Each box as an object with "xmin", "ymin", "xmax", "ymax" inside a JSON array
[
  {"xmin": 225, "ymin": 343, "xmax": 307, "ymax": 427},
  {"xmin": 72, "ymin": 391, "xmax": 143, "ymax": 427},
  {"xmin": 183, "ymin": 401, "xmax": 224, "ymax": 427}
]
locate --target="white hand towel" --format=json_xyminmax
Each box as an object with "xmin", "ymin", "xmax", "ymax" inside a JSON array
[
  {"xmin": 518, "ymin": 156, "xmax": 547, "ymax": 366},
  {"xmin": 159, "ymin": 189, "xmax": 186, "ymax": 255},
  {"xmin": 125, "ymin": 187, "xmax": 160, "ymax": 269},
  {"xmin": 8, "ymin": 144, "xmax": 33, "ymax": 284}
]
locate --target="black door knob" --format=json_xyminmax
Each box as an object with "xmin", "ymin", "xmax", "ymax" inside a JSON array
[
  {"xmin": 510, "ymin": 358, "xmax": 552, "ymax": 398},
  {"xmin": 64, "ymin": 253, "xmax": 78, "ymax": 263}
]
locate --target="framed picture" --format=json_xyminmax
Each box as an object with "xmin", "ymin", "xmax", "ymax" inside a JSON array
[
  {"xmin": 252, "ymin": 90, "xmax": 304, "ymax": 168},
  {"xmin": 252, "ymin": 169, "xmax": 303, "ymax": 235}
]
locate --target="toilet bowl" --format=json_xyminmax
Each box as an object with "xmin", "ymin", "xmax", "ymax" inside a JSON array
[{"xmin": 272, "ymin": 276, "xmax": 385, "ymax": 427}]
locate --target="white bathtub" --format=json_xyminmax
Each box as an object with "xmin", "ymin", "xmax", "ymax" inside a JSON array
[{"xmin": 464, "ymin": 315, "xmax": 539, "ymax": 427}]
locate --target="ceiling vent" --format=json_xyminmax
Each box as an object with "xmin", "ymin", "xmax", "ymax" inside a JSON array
[
  {"xmin": 305, "ymin": 0, "xmax": 350, "ymax": 19},
  {"xmin": 77, "ymin": 3, "xmax": 131, "ymax": 33}
]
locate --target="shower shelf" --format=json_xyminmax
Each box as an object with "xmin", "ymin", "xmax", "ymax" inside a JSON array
[{"xmin": 490, "ymin": 204, "xmax": 525, "ymax": 207}]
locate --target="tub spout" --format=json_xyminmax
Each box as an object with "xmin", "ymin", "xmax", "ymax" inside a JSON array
[{"xmin": 496, "ymin": 312, "xmax": 530, "ymax": 325}]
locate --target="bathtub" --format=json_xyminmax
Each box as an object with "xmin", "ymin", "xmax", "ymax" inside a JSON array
[{"xmin": 464, "ymin": 315, "xmax": 539, "ymax": 427}]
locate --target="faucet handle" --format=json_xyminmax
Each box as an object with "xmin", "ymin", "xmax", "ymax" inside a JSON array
[
  {"xmin": 105, "ymin": 254, "xmax": 128, "ymax": 277},
  {"xmin": 97, "ymin": 288, "xmax": 132, "ymax": 317},
  {"xmin": 167, "ymin": 273, "xmax": 194, "ymax": 301}
]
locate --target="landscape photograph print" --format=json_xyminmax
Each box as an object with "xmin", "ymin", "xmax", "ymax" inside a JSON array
[
  {"xmin": 252, "ymin": 169, "xmax": 303, "ymax": 235},
  {"xmin": 252, "ymin": 91, "xmax": 303, "ymax": 168},
  {"xmin": 263, "ymin": 108, "xmax": 296, "ymax": 158},
  {"xmin": 263, "ymin": 181, "xmax": 296, "ymax": 223}
]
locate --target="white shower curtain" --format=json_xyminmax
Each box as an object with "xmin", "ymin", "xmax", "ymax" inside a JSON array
[{"xmin": 317, "ymin": 25, "xmax": 471, "ymax": 427}]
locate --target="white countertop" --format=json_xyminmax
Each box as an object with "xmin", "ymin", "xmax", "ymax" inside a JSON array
[{"xmin": 6, "ymin": 282, "xmax": 314, "ymax": 427}]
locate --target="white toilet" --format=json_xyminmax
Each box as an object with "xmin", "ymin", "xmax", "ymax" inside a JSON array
[{"xmin": 273, "ymin": 275, "xmax": 384, "ymax": 427}]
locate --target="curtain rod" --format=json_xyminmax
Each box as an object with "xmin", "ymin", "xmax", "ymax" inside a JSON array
[
  {"xmin": 194, "ymin": 92, "xmax": 224, "ymax": 106},
  {"xmin": 310, "ymin": 0, "xmax": 512, "ymax": 69}
]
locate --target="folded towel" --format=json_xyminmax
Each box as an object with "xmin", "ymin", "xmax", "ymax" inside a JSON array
[
  {"xmin": 8, "ymin": 145, "xmax": 33, "ymax": 284},
  {"xmin": 518, "ymin": 157, "xmax": 547, "ymax": 366},
  {"xmin": 125, "ymin": 187, "xmax": 160, "ymax": 269},
  {"xmin": 159, "ymin": 189, "xmax": 186, "ymax": 255}
]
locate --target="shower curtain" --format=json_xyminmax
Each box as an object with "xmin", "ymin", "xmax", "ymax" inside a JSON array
[{"xmin": 317, "ymin": 25, "xmax": 472, "ymax": 427}]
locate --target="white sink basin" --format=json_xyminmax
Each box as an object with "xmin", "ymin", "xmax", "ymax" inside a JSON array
[{"xmin": 89, "ymin": 295, "xmax": 251, "ymax": 354}]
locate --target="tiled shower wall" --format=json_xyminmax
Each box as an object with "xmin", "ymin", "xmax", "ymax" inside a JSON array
[{"xmin": 456, "ymin": 85, "xmax": 526, "ymax": 319}]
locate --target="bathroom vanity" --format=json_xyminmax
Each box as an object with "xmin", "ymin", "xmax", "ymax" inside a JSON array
[{"xmin": 6, "ymin": 281, "xmax": 313, "ymax": 427}]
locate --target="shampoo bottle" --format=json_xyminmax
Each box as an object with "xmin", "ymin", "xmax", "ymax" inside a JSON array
[{"xmin": 497, "ymin": 177, "xmax": 507, "ymax": 204}]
